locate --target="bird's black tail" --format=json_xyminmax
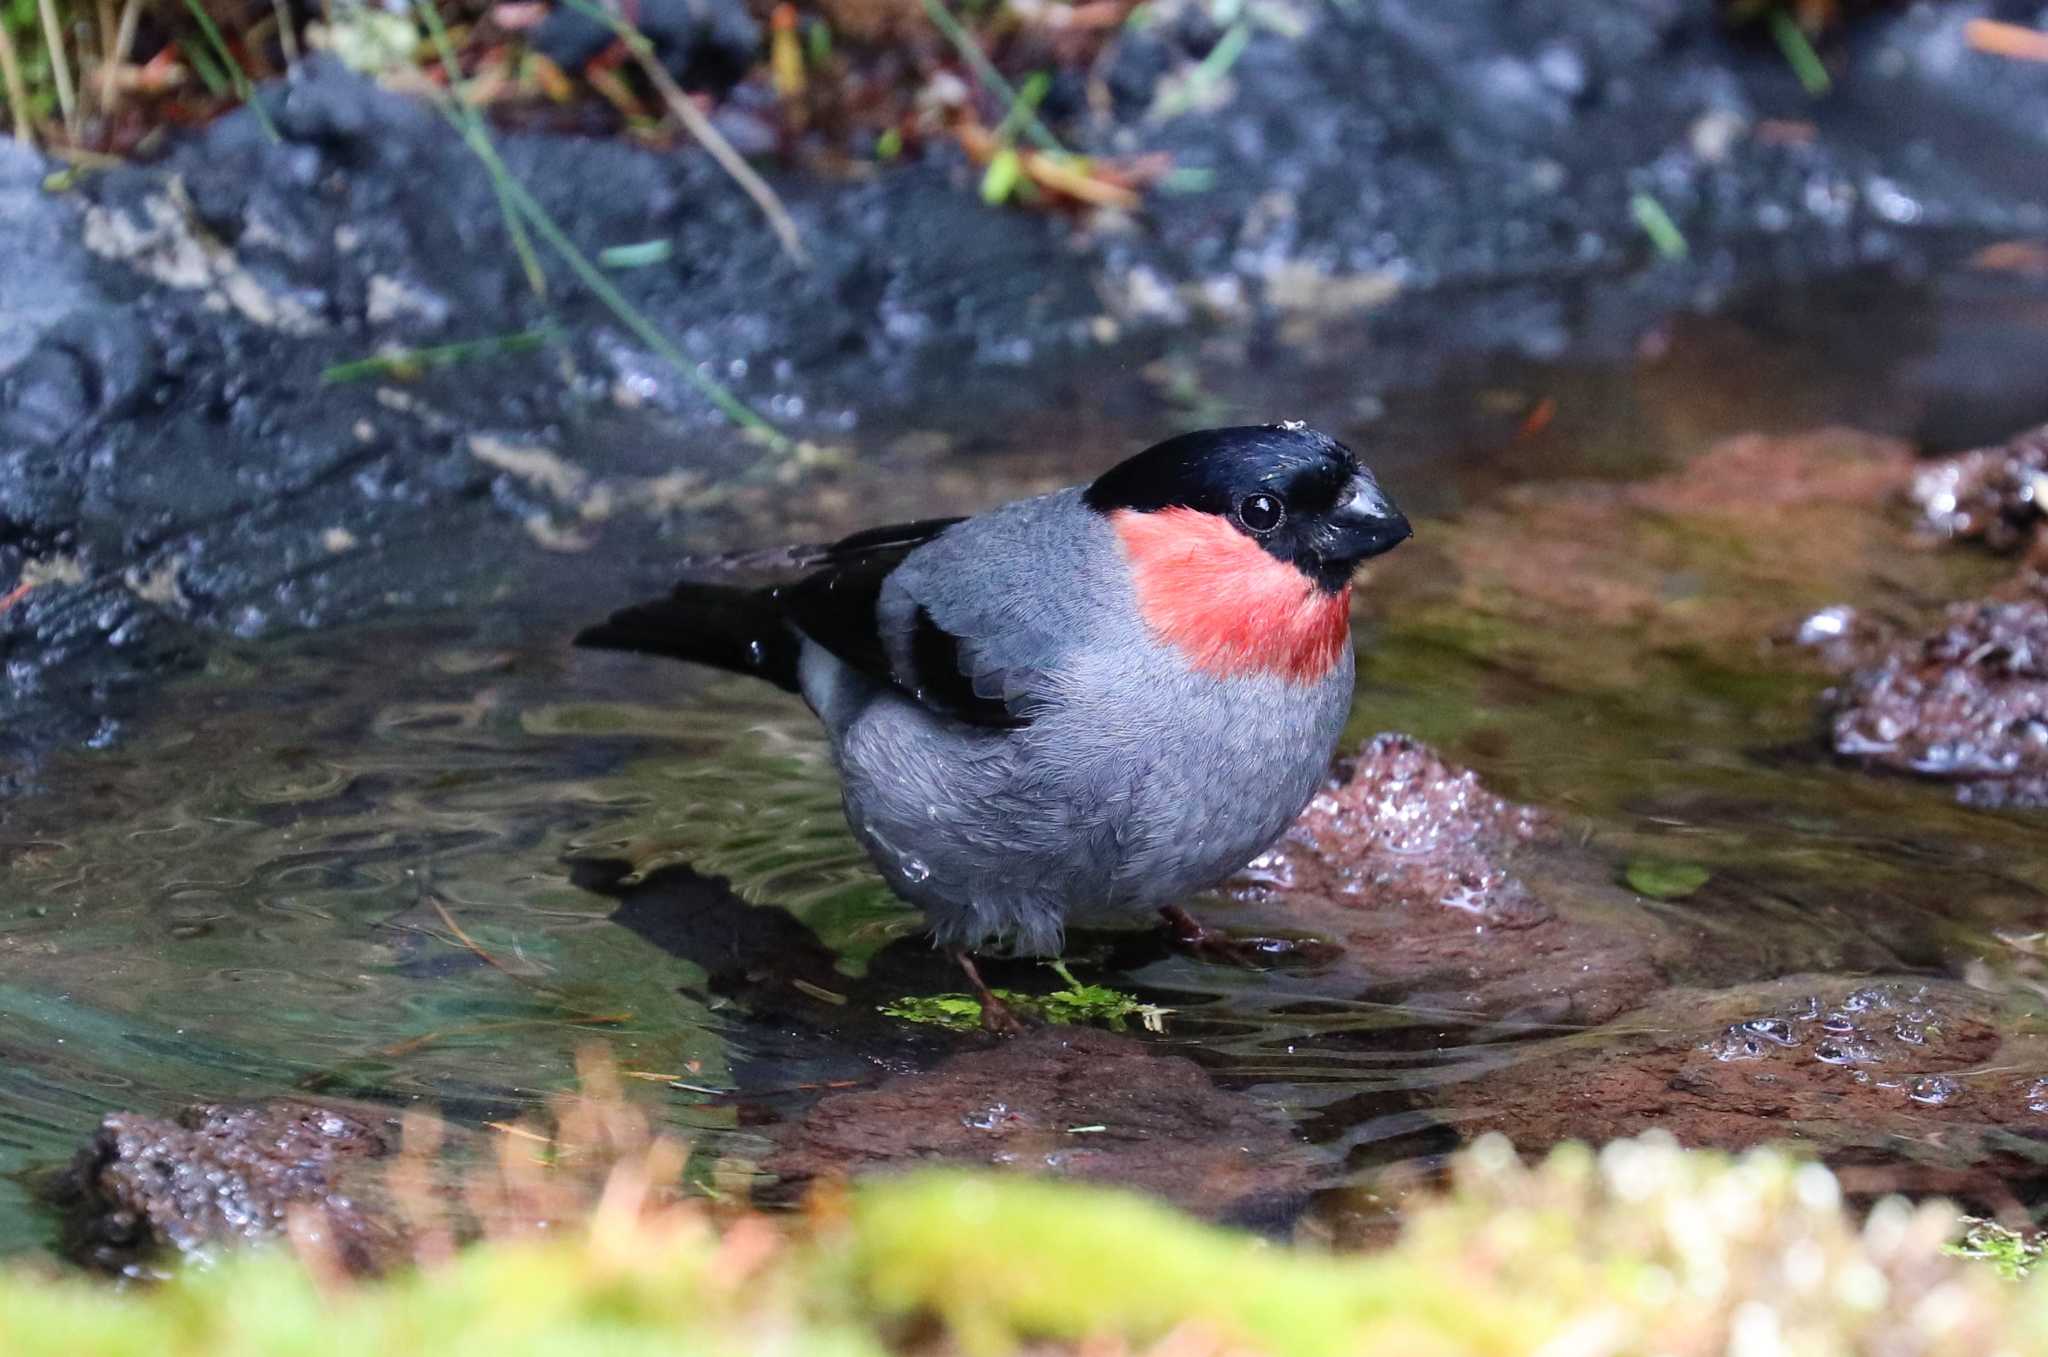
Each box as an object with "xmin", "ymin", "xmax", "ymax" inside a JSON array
[{"xmin": 574, "ymin": 581, "xmax": 804, "ymax": 693}]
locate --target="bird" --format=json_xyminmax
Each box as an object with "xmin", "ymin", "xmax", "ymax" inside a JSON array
[{"xmin": 576, "ymin": 423, "xmax": 1412, "ymax": 1031}]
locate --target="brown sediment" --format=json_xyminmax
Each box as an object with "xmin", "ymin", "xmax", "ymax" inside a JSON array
[
  {"xmin": 1449, "ymin": 974, "xmax": 2048, "ymax": 1218},
  {"xmin": 762, "ymin": 1026, "xmax": 1319, "ymax": 1221}
]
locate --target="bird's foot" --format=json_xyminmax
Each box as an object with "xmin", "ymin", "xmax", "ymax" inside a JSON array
[
  {"xmin": 978, "ymin": 991, "xmax": 1035, "ymax": 1037},
  {"xmin": 1157, "ymin": 905, "xmax": 1337, "ymax": 969},
  {"xmin": 952, "ymin": 949, "xmax": 1039, "ymax": 1037}
]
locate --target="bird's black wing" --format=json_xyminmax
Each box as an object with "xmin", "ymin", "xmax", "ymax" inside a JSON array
[{"xmin": 773, "ymin": 519, "xmax": 1027, "ymax": 729}]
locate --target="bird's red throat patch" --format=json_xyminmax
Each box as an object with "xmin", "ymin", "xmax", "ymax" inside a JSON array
[{"xmin": 1112, "ymin": 507, "xmax": 1351, "ymax": 683}]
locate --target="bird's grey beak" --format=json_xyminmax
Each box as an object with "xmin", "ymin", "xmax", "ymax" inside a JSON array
[{"xmin": 1330, "ymin": 470, "xmax": 1412, "ymax": 562}]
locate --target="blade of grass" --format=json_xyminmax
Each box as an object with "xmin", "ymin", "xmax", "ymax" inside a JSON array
[
  {"xmin": 93, "ymin": 0, "xmax": 114, "ymax": 118},
  {"xmin": 1767, "ymin": 7, "xmax": 1830, "ymax": 96},
  {"xmin": 556, "ymin": 0, "xmax": 810, "ymax": 268},
  {"xmin": 1630, "ymin": 191, "xmax": 1688, "ymax": 261},
  {"xmin": 320, "ymin": 325, "xmax": 560, "ymax": 384},
  {"xmin": 414, "ymin": 1, "xmax": 548, "ymax": 298},
  {"xmin": 36, "ymin": 0, "xmax": 79, "ymax": 139},
  {"xmin": 919, "ymin": 0, "xmax": 1064, "ymax": 155},
  {"xmin": 598, "ymin": 239, "xmax": 674, "ymax": 268},
  {"xmin": 0, "ymin": 17, "xmax": 35, "ymax": 147},
  {"xmin": 273, "ymin": 0, "xmax": 299, "ymax": 65},
  {"xmin": 181, "ymin": 0, "xmax": 280, "ymax": 140},
  {"xmin": 1152, "ymin": 18, "xmax": 1249, "ymax": 119},
  {"xmin": 415, "ymin": 0, "xmax": 793, "ymax": 451},
  {"xmin": 99, "ymin": 0, "xmax": 142, "ymax": 119},
  {"xmin": 990, "ymin": 69, "xmax": 1048, "ymax": 144},
  {"xmin": 180, "ymin": 35, "xmax": 230, "ymax": 97},
  {"xmin": 456, "ymin": 116, "xmax": 797, "ymax": 452}
]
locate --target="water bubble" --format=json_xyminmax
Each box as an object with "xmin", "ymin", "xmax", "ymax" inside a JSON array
[
  {"xmin": 900, "ymin": 857, "xmax": 931, "ymax": 884},
  {"xmin": 1788, "ymin": 995, "xmax": 1821, "ymax": 1021},
  {"xmin": 1892, "ymin": 1020, "xmax": 1926, "ymax": 1046},
  {"xmin": 961, "ymin": 1103, "xmax": 1010, "ymax": 1131},
  {"xmin": 1814, "ymin": 1040, "xmax": 1874, "ymax": 1066},
  {"xmin": 1907, "ymin": 1076, "xmax": 1960, "ymax": 1107},
  {"xmin": 1740, "ymin": 1018, "xmax": 1800, "ymax": 1048},
  {"xmin": 1706, "ymin": 1027, "xmax": 1767, "ymax": 1062},
  {"xmin": 1820, "ymin": 1013, "xmax": 1856, "ymax": 1034}
]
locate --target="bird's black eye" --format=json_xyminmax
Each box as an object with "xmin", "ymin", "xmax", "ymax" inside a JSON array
[{"xmin": 1236, "ymin": 493, "xmax": 1285, "ymax": 534}]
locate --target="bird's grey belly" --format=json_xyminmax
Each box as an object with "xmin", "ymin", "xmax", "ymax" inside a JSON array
[{"xmin": 805, "ymin": 639, "xmax": 1354, "ymax": 953}]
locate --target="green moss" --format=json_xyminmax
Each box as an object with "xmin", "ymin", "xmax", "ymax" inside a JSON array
[
  {"xmin": 1623, "ymin": 858, "xmax": 1712, "ymax": 900},
  {"xmin": 1951, "ymin": 1219, "xmax": 2048, "ymax": 1280},
  {"xmin": 4, "ymin": 1136, "xmax": 2039, "ymax": 1356},
  {"xmin": 882, "ymin": 963, "xmax": 1170, "ymax": 1032}
]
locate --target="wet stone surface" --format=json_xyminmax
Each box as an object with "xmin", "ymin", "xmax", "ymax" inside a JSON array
[
  {"xmin": 1455, "ymin": 975, "xmax": 2048, "ymax": 1215},
  {"xmin": 1825, "ymin": 584, "xmax": 2048, "ymax": 806},
  {"xmin": 50, "ymin": 1100, "xmax": 407, "ymax": 1277},
  {"xmin": 1910, "ymin": 423, "xmax": 2048, "ymax": 559},
  {"xmin": 760, "ymin": 1026, "xmax": 1319, "ymax": 1225},
  {"xmin": 1223, "ymin": 735, "xmax": 1664, "ymax": 1028},
  {"xmin": 1244, "ymin": 732, "xmax": 1552, "ymax": 928}
]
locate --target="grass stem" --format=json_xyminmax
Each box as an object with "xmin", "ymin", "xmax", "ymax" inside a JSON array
[
  {"xmin": 1767, "ymin": 7, "xmax": 1830, "ymax": 96},
  {"xmin": 181, "ymin": 0, "xmax": 280, "ymax": 140},
  {"xmin": 410, "ymin": 2, "xmax": 793, "ymax": 453},
  {"xmin": 100, "ymin": 0, "xmax": 143, "ymax": 120},
  {"xmin": 415, "ymin": 1, "xmax": 549, "ymax": 298},
  {"xmin": 0, "ymin": 19, "xmax": 35, "ymax": 147},
  {"xmin": 36, "ymin": 0, "xmax": 79, "ymax": 139},
  {"xmin": 918, "ymin": 0, "xmax": 1064, "ymax": 155},
  {"xmin": 558, "ymin": 0, "xmax": 809, "ymax": 268},
  {"xmin": 1630, "ymin": 191, "xmax": 1689, "ymax": 261}
]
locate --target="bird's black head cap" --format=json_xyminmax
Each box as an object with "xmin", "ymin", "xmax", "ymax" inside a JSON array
[{"xmin": 1085, "ymin": 423, "xmax": 1411, "ymax": 591}]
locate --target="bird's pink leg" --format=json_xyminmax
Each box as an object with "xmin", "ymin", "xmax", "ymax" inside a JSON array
[
  {"xmin": 952, "ymin": 949, "xmax": 1031, "ymax": 1036},
  {"xmin": 1158, "ymin": 904, "xmax": 1335, "ymax": 968}
]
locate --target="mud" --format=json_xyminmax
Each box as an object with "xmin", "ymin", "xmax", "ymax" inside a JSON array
[
  {"xmin": 760, "ymin": 1026, "xmax": 1318, "ymax": 1224},
  {"xmin": 1452, "ymin": 974, "xmax": 2048, "ymax": 1217},
  {"xmin": 50, "ymin": 1099, "xmax": 408, "ymax": 1277},
  {"xmin": 5, "ymin": 2, "xmax": 2048, "ymax": 786}
]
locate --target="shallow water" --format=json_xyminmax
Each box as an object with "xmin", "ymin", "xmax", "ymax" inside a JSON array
[{"xmin": 6, "ymin": 260, "xmax": 2048, "ymax": 1254}]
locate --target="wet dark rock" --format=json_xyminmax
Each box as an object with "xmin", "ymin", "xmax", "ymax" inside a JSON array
[
  {"xmin": 1454, "ymin": 975, "xmax": 2048, "ymax": 1215},
  {"xmin": 1909, "ymin": 423, "xmax": 2048, "ymax": 557},
  {"xmin": 51, "ymin": 1100, "xmax": 407, "ymax": 1277},
  {"xmin": 1826, "ymin": 585, "xmax": 2048, "ymax": 805},
  {"xmin": 761, "ymin": 1026, "xmax": 1319, "ymax": 1222},
  {"xmin": 531, "ymin": 0, "xmax": 762, "ymax": 92},
  {"xmin": 1225, "ymin": 736, "xmax": 1664, "ymax": 1027}
]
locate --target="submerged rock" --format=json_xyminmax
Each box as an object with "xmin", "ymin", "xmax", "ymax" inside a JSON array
[
  {"xmin": 1225, "ymin": 735, "xmax": 1664, "ymax": 1027},
  {"xmin": 1455, "ymin": 975, "xmax": 2048, "ymax": 1214},
  {"xmin": 1251, "ymin": 732, "xmax": 1551, "ymax": 927},
  {"xmin": 1826, "ymin": 586, "xmax": 2048, "ymax": 806},
  {"xmin": 761, "ymin": 1026, "xmax": 1318, "ymax": 1225},
  {"xmin": 52, "ymin": 1100, "xmax": 407, "ymax": 1277}
]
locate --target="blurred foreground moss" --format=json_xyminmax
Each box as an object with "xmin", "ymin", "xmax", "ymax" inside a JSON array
[{"xmin": 4, "ymin": 1133, "xmax": 2042, "ymax": 1356}]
